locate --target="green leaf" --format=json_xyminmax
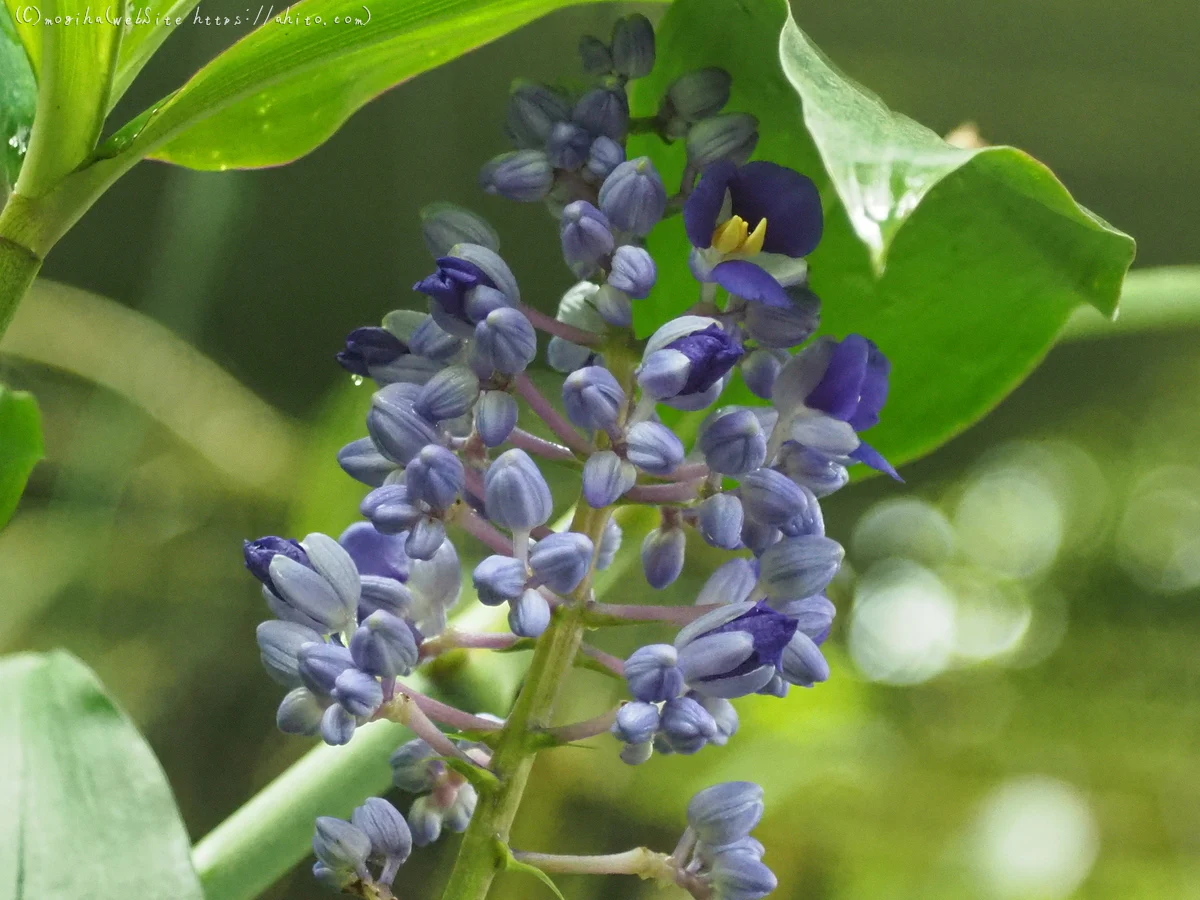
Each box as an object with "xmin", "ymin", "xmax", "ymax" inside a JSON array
[
  {"xmin": 497, "ymin": 841, "xmax": 568, "ymax": 900},
  {"xmin": 103, "ymin": 0, "xmax": 610, "ymax": 172},
  {"xmin": 3, "ymin": 0, "xmax": 124, "ymax": 194},
  {"xmin": 0, "ymin": 651, "xmax": 203, "ymax": 900},
  {"xmin": 630, "ymin": 0, "xmax": 1135, "ymax": 468},
  {"xmin": 0, "ymin": 3, "xmax": 35, "ymax": 193},
  {"xmin": 109, "ymin": 1, "xmax": 202, "ymax": 109},
  {"xmin": 0, "ymin": 385, "xmax": 41, "ymax": 527}
]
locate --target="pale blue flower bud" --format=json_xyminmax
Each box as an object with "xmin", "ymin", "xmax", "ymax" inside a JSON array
[
  {"xmin": 474, "ymin": 308, "xmax": 537, "ymax": 375},
  {"xmin": 267, "ymin": 556, "xmax": 356, "ymax": 634},
  {"xmin": 257, "ymin": 620, "xmax": 323, "ymax": 687},
  {"xmin": 276, "ymin": 687, "xmax": 325, "ymax": 736},
  {"xmin": 626, "ymin": 421, "xmax": 685, "ymax": 475},
  {"xmin": 333, "ymin": 667, "xmax": 383, "ymax": 717},
  {"xmin": 578, "ymin": 34, "xmax": 612, "ymax": 75},
  {"xmin": 443, "ymin": 783, "xmax": 478, "ymax": 833},
  {"xmin": 757, "ymin": 672, "xmax": 788, "ymax": 698},
  {"xmin": 485, "ymin": 449, "xmax": 552, "ymax": 530},
  {"xmin": 405, "ymin": 446, "xmax": 464, "ymax": 511},
  {"xmin": 585, "ymin": 137, "xmax": 624, "ymax": 186},
  {"xmin": 360, "ymin": 484, "xmax": 424, "ymax": 535},
  {"xmin": 350, "ymin": 610, "xmax": 419, "ymax": 678},
  {"xmin": 744, "ymin": 288, "xmax": 819, "ymax": 348},
  {"xmin": 678, "ymin": 632, "xmax": 755, "ymax": 687},
  {"xmin": 321, "ymin": 704, "xmax": 357, "ymax": 745},
  {"xmin": 597, "ymin": 516, "xmax": 622, "ymax": 569},
  {"xmin": 773, "ymin": 594, "xmax": 835, "ymax": 643},
  {"xmin": 790, "ymin": 413, "xmax": 860, "ymax": 457},
  {"xmin": 529, "ymin": 531, "xmax": 594, "ymax": 593},
  {"xmin": 391, "ymin": 739, "xmax": 442, "ymax": 793},
  {"xmin": 407, "ymin": 540, "xmax": 462, "ymax": 633},
  {"xmin": 740, "ymin": 518, "xmax": 780, "ymax": 557},
  {"xmin": 697, "ymin": 494, "xmax": 744, "ymax": 550},
  {"xmin": 408, "ymin": 315, "xmax": 463, "ymax": 362},
  {"xmin": 778, "ymin": 444, "xmax": 849, "ymax": 498},
  {"xmin": 675, "ymin": 601, "xmax": 797, "ymax": 699},
  {"xmin": 547, "ymin": 336, "xmax": 595, "ymax": 373},
  {"xmin": 781, "ymin": 630, "xmax": 829, "ymax": 687},
  {"xmin": 757, "ymin": 535, "xmax": 844, "ymax": 601},
  {"xmin": 475, "ymin": 390, "xmax": 518, "ymax": 447},
  {"xmin": 741, "ymin": 348, "xmax": 787, "ymax": 400},
  {"xmin": 560, "ymin": 201, "xmax": 614, "ymax": 277},
  {"xmin": 509, "ymin": 588, "xmax": 551, "ymax": 638},
  {"xmin": 709, "ymin": 854, "xmax": 777, "ymax": 900},
  {"xmin": 696, "ymin": 558, "xmax": 759, "ymax": 607},
  {"xmin": 594, "ymin": 283, "xmax": 632, "ymax": 327},
  {"xmin": 352, "ymin": 798, "xmax": 412, "ymax": 877},
  {"xmin": 472, "ymin": 555, "xmax": 527, "ymax": 607},
  {"xmin": 611, "ymin": 701, "xmax": 660, "ymax": 745},
  {"xmin": 637, "ymin": 349, "xmax": 690, "ymax": 400},
  {"xmin": 563, "ymin": 365, "xmax": 625, "ymax": 431},
  {"xmin": 607, "ymin": 245, "xmax": 656, "ymax": 299},
  {"xmin": 695, "ymin": 694, "xmax": 739, "ymax": 746},
  {"xmin": 573, "ymin": 87, "xmax": 629, "ymax": 141},
  {"xmin": 665, "ymin": 67, "xmax": 731, "ymax": 122},
  {"xmin": 313, "ymin": 817, "xmax": 372, "ymax": 877},
  {"xmin": 312, "ymin": 862, "xmax": 355, "ymax": 892},
  {"xmin": 413, "ymin": 366, "xmax": 479, "ymax": 424},
  {"xmin": 546, "ymin": 122, "xmax": 593, "ymax": 171},
  {"xmin": 660, "ymin": 696, "xmax": 718, "ymax": 754},
  {"xmin": 298, "ymin": 641, "xmax": 353, "ymax": 696},
  {"xmin": 687, "ymin": 113, "xmax": 759, "ymax": 167},
  {"xmin": 598, "ymin": 157, "xmax": 666, "ymax": 236},
  {"xmin": 506, "ymin": 80, "xmax": 571, "ymax": 148},
  {"xmin": 404, "ymin": 517, "xmax": 446, "ymax": 561},
  {"xmin": 687, "ymin": 782, "xmax": 764, "ymax": 846},
  {"xmin": 338, "ymin": 437, "xmax": 398, "ymax": 488},
  {"xmin": 407, "ymin": 796, "xmax": 443, "ymax": 847},
  {"xmin": 624, "ymin": 644, "xmax": 684, "ymax": 702},
  {"xmin": 642, "ymin": 526, "xmax": 686, "ymax": 589},
  {"xmin": 368, "ymin": 384, "xmax": 441, "ymax": 465},
  {"xmin": 357, "ymin": 575, "xmax": 413, "ymax": 619},
  {"xmin": 582, "ymin": 450, "xmax": 637, "ymax": 508},
  {"xmin": 420, "ymin": 202, "xmax": 499, "ymax": 258},
  {"xmin": 739, "ymin": 467, "xmax": 809, "ymax": 527},
  {"xmin": 480, "ymin": 150, "xmax": 554, "ymax": 202},
  {"xmin": 611, "ymin": 13, "xmax": 654, "ymax": 78},
  {"xmin": 620, "ymin": 740, "xmax": 654, "ymax": 766},
  {"xmin": 779, "ymin": 484, "xmax": 824, "ymax": 538},
  {"xmin": 699, "ymin": 408, "xmax": 767, "ymax": 475}
]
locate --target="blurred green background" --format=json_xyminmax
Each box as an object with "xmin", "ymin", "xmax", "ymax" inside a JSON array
[{"xmin": 2, "ymin": 1, "xmax": 1198, "ymax": 898}]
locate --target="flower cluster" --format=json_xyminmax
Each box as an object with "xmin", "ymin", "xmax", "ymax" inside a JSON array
[{"xmin": 242, "ymin": 12, "xmax": 898, "ymax": 899}]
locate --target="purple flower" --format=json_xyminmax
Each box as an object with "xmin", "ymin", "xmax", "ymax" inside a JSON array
[
  {"xmin": 414, "ymin": 257, "xmax": 490, "ymax": 328},
  {"xmin": 806, "ymin": 334, "xmax": 890, "ymax": 432},
  {"xmin": 675, "ymin": 600, "xmax": 799, "ymax": 698},
  {"xmin": 244, "ymin": 536, "xmax": 311, "ymax": 593},
  {"xmin": 639, "ymin": 316, "xmax": 743, "ymax": 410},
  {"xmin": 666, "ymin": 324, "xmax": 742, "ymax": 394},
  {"xmin": 336, "ymin": 327, "xmax": 407, "ymax": 377}
]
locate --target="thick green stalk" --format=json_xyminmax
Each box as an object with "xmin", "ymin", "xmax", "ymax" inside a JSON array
[
  {"xmin": 438, "ymin": 505, "xmax": 606, "ymax": 900},
  {"xmin": 0, "ymin": 196, "xmax": 45, "ymax": 339}
]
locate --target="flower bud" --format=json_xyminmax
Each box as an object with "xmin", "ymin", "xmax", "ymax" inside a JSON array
[
  {"xmin": 474, "ymin": 308, "xmax": 537, "ymax": 375},
  {"xmin": 390, "ymin": 739, "xmax": 442, "ymax": 793},
  {"xmin": 562, "ymin": 365, "xmax": 624, "ymax": 431},
  {"xmin": 267, "ymin": 555, "xmax": 357, "ymax": 634},
  {"xmin": 687, "ymin": 781, "xmax": 764, "ymax": 846},
  {"xmin": 619, "ymin": 740, "xmax": 654, "ymax": 766},
  {"xmin": 407, "ymin": 796, "xmax": 443, "ymax": 847},
  {"xmin": 578, "ymin": 34, "xmax": 612, "ymax": 75},
  {"xmin": 546, "ymin": 121, "xmax": 592, "ymax": 171},
  {"xmin": 244, "ymin": 536, "xmax": 310, "ymax": 592},
  {"xmin": 337, "ymin": 437, "xmax": 398, "ymax": 488},
  {"xmin": 581, "ymin": 450, "xmax": 637, "ymax": 508},
  {"xmin": 778, "ymin": 444, "xmax": 849, "ymax": 497},
  {"xmin": 594, "ymin": 283, "xmax": 632, "ymax": 327},
  {"xmin": 664, "ymin": 67, "xmax": 731, "ymax": 122},
  {"xmin": 333, "ymin": 667, "xmax": 384, "ymax": 717},
  {"xmin": 352, "ymin": 797, "xmax": 412, "ymax": 874},
  {"xmin": 744, "ymin": 287, "xmax": 820, "ymax": 348},
  {"xmin": 625, "ymin": 421, "xmax": 685, "ymax": 475},
  {"xmin": 773, "ymin": 593, "xmax": 835, "ymax": 643},
  {"xmin": 407, "ymin": 315, "xmax": 462, "ymax": 362},
  {"xmin": 597, "ymin": 516, "xmax": 622, "ymax": 569},
  {"xmin": 598, "ymin": 157, "xmax": 666, "ymax": 236},
  {"xmin": 404, "ymin": 445, "xmax": 465, "ymax": 510},
  {"xmin": 298, "ymin": 641, "xmax": 354, "ymax": 696},
  {"xmin": 741, "ymin": 347, "xmax": 787, "ymax": 400},
  {"xmin": 675, "ymin": 600, "xmax": 797, "ymax": 699},
  {"xmin": 485, "ymin": 450, "xmax": 552, "ymax": 531},
  {"xmin": 611, "ymin": 701, "xmax": 660, "ymax": 745},
  {"xmin": 505, "ymin": 80, "xmax": 571, "ymax": 148},
  {"xmin": 781, "ymin": 630, "xmax": 829, "ymax": 687},
  {"xmin": 572, "ymin": 87, "xmax": 629, "ymax": 141},
  {"xmin": 350, "ymin": 610, "xmax": 419, "ymax": 677},
  {"xmin": 529, "ymin": 531, "xmax": 594, "ymax": 594},
  {"xmin": 475, "ymin": 390, "xmax": 519, "ymax": 447},
  {"xmin": 257, "ymin": 620, "xmax": 323, "ymax": 687},
  {"xmin": 757, "ymin": 535, "xmax": 844, "ymax": 601},
  {"xmin": 641, "ymin": 526, "xmax": 686, "ymax": 589},
  {"xmin": 443, "ymin": 783, "xmax": 478, "ymax": 833},
  {"xmin": 413, "ymin": 366, "xmax": 479, "ymax": 424},
  {"xmin": 420, "ymin": 202, "xmax": 500, "ymax": 258},
  {"xmin": 687, "ymin": 113, "xmax": 759, "ymax": 167},
  {"xmin": 790, "ymin": 413, "xmax": 860, "ymax": 457},
  {"xmin": 404, "ymin": 517, "xmax": 447, "ymax": 561},
  {"xmin": 624, "ymin": 644, "xmax": 684, "ymax": 702},
  {"xmin": 336, "ymin": 327, "xmax": 407, "ymax": 377},
  {"xmin": 695, "ymin": 693, "xmax": 739, "ymax": 745},
  {"xmin": 696, "ymin": 558, "xmax": 759, "ymax": 607},
  {"xmin": 560, "ymin": 201, "xmax": 614, "ymax": 276},
  {"xmin": 586, "ymin": 135, "xmax": 625, "ymax": 182},
  {"xmin": 739, "ymin": 467, "xmax": 810, "ymax": 527},
  {"xmin": 472, "ymin": 555, "xmax": 529, "ymax": 607},
  {"xmin": 313, "ymin": 817, "xmax": 371, "ymax": 877},
  {"xmin": 479, "ymin": 149, "xmax": 554, "ymax": 202},
  {"xmin": 640, "ymin": 317, "xmax": 742, "ymax": 409},
  {"xmin": 276, "ymin": 687, "xmax": 325, "ymax": 736},
  {"xmin": 360, "ymin": 484, "xmax": 424, "ymax": 535},
  {"xmin": 660, "ymin": 696, "xmax": 718, "ymax": 754},
  {"xmin": 698, "ymin": 408, "xmax": 767, "ymax": 475},
  {"xmin": 607, "ymin": 245, "xmax": 656, "ymax": 299},
  {"xmin": 339, "ymin": 522, "xmax": 409, "ymax": 583},
  {"xmin": 367, "ymin": 384, "xmax": 442, "ymax": 466},
  {"xmin": 697, "ymin": 493, "xmax": 744, "ymax": 550},
  {"xmin": 508, "ymin": 588, "xmax": 551, "ymax": 638},
  {"xmin": 708, "ymin": 854, "xmax": 778, "ymax": 900},
  {"xmin": 611, "ymin": 13, "xmax": 654, "ymax": 78},
  {"xmin": 321, "ymin": 703, "xmax": 357, "ymax": 745}
]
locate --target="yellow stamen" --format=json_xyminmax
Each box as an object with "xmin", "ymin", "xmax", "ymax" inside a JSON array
[
  {"xmin": 710, "ymin": 215, "xmax": 767, "ymax": 255},
  {"xmin": 743, "ymin": 217, "xmax": 767, "ymax": 255}
]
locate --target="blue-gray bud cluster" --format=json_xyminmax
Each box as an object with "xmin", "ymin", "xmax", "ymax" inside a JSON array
[
  {"xmin": 389, "ymin": 738, "xmax": 484, "ymax": 846},
  {"xmin": 312, "ymin": 796, "xmax": 412, "ymax": 891}
]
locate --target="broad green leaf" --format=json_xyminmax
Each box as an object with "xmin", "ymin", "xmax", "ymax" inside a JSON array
[
  {"xmin": 103, "ymin": 0, "xmax": 609, "ymax": 171},
  {"xmin": 0, "ymin": 651, "xmax": 203, "ymax": 900},
  {"xmin": 0, "ymin": 3, "xmax": 35, "ymax": 192},
  {"xmin": 3, "ymin": 0, "xmax": 124, "ymax": 194},
  {"xmin": 630, "ymin": 0, "xmax": 1135, "ymax": 469},
  {"xmin": 0, "ymin": 385, "xmax": 40, "ymax": 527}
]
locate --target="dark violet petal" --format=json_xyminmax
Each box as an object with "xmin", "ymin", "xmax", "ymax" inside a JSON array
[
  {"xmin": 850, "ymin": 441, "xmax": 903, "ymax": 481},
  {"xmin": 806, "ymin": 335, "xmax": 870, "ymax": 422},
  {"xmin": 710, "ymin": 260, "xmax": 791, "ymax": 308},
  {"xmin": 683, "ymin": 160, "xmax": 737, "ymax": 248},
  {"xmin": 336, "ymin": 327, "xmax": 407, "ymax": 377},
  {"xmin": 729, "ymin": 161, "xmax": 823, "ymax": 257},
  {"xmin": 707, "ymin": 601, "xmax": 798, "ymax": 677},
  {"xmin": 847, "ymin": 339, "xmax": 891, "ymax": 431}
]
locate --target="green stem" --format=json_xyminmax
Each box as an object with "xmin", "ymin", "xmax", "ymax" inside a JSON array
[{"xmin": 0, "ymin": 197, "xmax": 44, "ymax": 340}]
